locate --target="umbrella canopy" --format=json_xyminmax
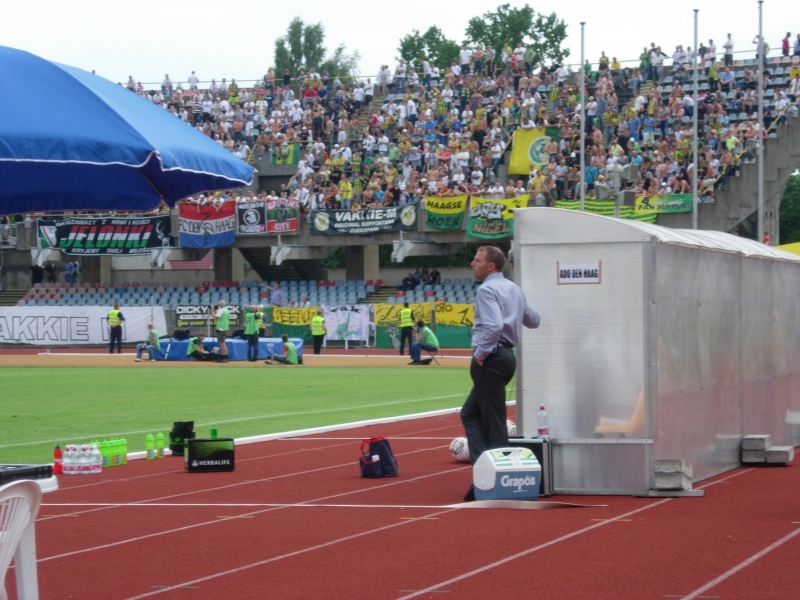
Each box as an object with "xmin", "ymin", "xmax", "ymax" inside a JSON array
[{"xmin": 0, "ymin": 45, "xmax": 254, "ymax": 215}]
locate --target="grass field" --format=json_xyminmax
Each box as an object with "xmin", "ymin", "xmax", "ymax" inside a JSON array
[{"xmin": 0, "ymin": 366, "xmax": 473, "ymax": 464}]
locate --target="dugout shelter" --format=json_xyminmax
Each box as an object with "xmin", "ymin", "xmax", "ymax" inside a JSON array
[{"xmin": 514, "ymin": 208, "xmax": 800, "ymax": 494}]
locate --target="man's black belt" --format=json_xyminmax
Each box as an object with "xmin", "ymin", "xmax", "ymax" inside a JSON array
[{"xmin": 497, "ymin": 341, "xmax": 514, "ymax": 350}]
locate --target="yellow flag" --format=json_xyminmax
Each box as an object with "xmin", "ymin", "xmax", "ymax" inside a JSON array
[
  {"xmin": 273, "ymin": 307, "xmax": 317, "ymax": 325},
  {"xmin": 509, "ymin": 127, "xmax": 554, "ymax": 175},
  {"xmin": 375, "ymin": 303, "xmax": 432, "ymax": 326}
]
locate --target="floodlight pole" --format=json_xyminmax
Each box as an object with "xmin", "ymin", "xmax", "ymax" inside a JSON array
[
  {"xmin": 757, "ymin": 0, "xmax": 765, "ymax": 242},
  {"xmin": 580, "ymin": 22, "xmax": 586, "ymax": 211},
  {"xmin": 692, "ymin": 9, "xmax": 699, "ymax": 229}
]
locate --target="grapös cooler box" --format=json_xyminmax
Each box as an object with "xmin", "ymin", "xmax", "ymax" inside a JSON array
[
  {"xmin": 184, "ymin": 438, "xmax": 235, "ymax": 472},
  {"xmin": 473, "ymin": 447, "xmax": 541, "ymax": 500}
]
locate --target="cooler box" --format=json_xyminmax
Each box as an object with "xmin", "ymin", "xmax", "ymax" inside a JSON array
[
  {"xmin": 184, "ymin": 438, "xmax": 235, "ymax": 472},
  {"xmin": 473, "ymin": 447, "xmax": 541, "ymax": 501}
]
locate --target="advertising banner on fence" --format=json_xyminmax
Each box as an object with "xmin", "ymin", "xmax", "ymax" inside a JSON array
[
  {"xmin": 433, "ymin": 302, "xmax": 474, "ymax": 348},
  {"xmin": 323, "ymin": 304, "xmax": 371, "ymax": 342},
  {"xmin": 508, "ymin": 127, "xmax": 561, "ymax": 175},
  {"xmin": 424, "ymin": 195, "xmax": 468, "ymax": 230},
  {"xmin": 267, "ymin": 198, "xmax": 299, "ymax": 233},
  {"xmin": 310, "ymin": 203, "xmax": 418, "ymax": 235},
  {"xmin": 555, "ymin": 194, "xmax": 692, "ymax": 223},
  {"xmin": 175, "ymin": 305, "xmax": 242, "ymax": 328},
  {"xmin": 237, "ymin": 201, "xmax": 267, "ymax": 235},
  {"xmin": 178, "ymin": 202, "xmax": 236, "ymax": 248},
  {"xmin": 467, "ymin": 195, "xmax": 527, "ymax": 239},
  {"xmin": 0, "ymin": 306, "xmax": 166, "ymax": 346},
  {"xmin": 37, "ymin": 215, "xmax": 171, "ymax": 256}
]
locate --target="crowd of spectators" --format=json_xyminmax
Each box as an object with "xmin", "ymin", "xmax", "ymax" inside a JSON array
[{"xmin": 126, "ymin": 32, "xmax": 799, "ymax": 211}]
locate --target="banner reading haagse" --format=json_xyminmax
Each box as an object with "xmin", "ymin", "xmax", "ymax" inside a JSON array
[
  {"xmin": 311, "ymin": 203, "xmax": 418, "ymax": 235},
  {"xmin": 0, "ymin": 306, "xmax": 166, "ymax": 346},
  {"xmin": 38, "ymin": 215, "xmax": 171, "ymax": 256},
  {"xmin": 424, "ymin": 195, "xmax": 468, "ymax": 230},
  {"xmin": 508, "ymin": 127, "xmax": 561, "ymax": 175},
  {"xmin": 178, "ymin": 202, "xmax": 236, "ymax": 248},
  {"xmin": 467, "ymin": 195, "xmax": 527, "ymax": 239}
]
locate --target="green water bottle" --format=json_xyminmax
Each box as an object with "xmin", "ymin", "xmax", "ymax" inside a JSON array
[
  {"xmin": 146, "ymin": 434, "xmax": 155, "ymax": 459},
  {"xmin": 121, "ymin": 438, "xmax": 128, "ymax": 464},
  {"xmin": 100, "ymin": 440, "xmax": 110, "ymax": 467},
  {"xmin": 155, "ymin": 433, "xmax": 165, "ymax": 458},
  {"xmin": 110, "ymin": 439, "xmax": 118, "ymax": 466},
  {"xmin": 210, "ymin": 425, "xmax": 218, "ymax": 439}
]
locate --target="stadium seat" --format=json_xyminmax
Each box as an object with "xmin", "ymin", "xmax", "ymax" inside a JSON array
[
  {"xmin": 386, "ymin": 297, "xmax": 396, "ymax": 304},
  {"xmin": 17, "ymin": 299, "xmax": 25, "ymax": 306},
  {"xmin": 396, "ymin": 290, "xmax": 405, "ymax": 297},
  {"xmin": 132, "ymin": 282, "xmax": 140, "ymax": 289},
  {"xmin": 375, "ymin": 279, "xmax": 384, "ymax": 287},
  {"xmin": 365, "ymin": 279, "xmax": 374, "ymax": 287}
]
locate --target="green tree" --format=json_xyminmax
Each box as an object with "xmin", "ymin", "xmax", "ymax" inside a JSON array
[
  {"xmin": 274, "ymin": 17, "xmax": 360, "ymax": 79},
  {"xmin": 397, "ymin": 26, "xmax": 460, "ymax": 70},
  {"xmin": 779, "ymin": 175, "xmax": 800, "ymax": 244},
  {"xmin": 464, "ymin": 3, "xmax": 569, "ymax": 64}
]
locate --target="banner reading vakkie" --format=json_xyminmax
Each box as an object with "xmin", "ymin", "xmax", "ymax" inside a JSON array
[
  {"xmin": 178, "ymin": 202, "xmax": 236, "ymax": 248},
  {"xmin": 37, "ymin": 215, "xmax": 172, "ymax": 256}
]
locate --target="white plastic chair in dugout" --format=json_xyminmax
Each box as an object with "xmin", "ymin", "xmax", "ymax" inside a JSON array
[{"xmin": 0, "ymin": 480, "xmax": 42, "ymax": 600}]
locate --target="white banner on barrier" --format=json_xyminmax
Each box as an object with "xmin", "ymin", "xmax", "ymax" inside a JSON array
[
  {"xmin": 322, "ymin": 304, "xmax": 371, "ymax": 342},
  {"xmin": 0, "ymin": 306, "xmax": 167, "ymax": 346}
]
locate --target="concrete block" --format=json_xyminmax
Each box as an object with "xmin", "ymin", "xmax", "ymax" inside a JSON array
[
  {"xmin": 654, "ymin": 459, "xmax": 693, "ymax": 478},
  {"xmin": 742, "ymin": 449, "xmax": 767, "ymax": 463},
  {"xmin": 785, "ymin": 411, "xmax": 800, "ymax": 447},
  {"xmin": 766, "ymin": 446, "xmax": 795, "ymax": 464},
  {"xmin": 742, "ymin": 435, "xmax": 771, "ymax": 451},
  {"xmin": 654, "ymin": 472, "xmax": 692, "ymax": 491}
]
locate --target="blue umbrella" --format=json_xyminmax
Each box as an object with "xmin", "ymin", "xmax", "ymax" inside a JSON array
[{"xmin": 0, "ymin": 45, "xmax": 254, "ymax": 215}]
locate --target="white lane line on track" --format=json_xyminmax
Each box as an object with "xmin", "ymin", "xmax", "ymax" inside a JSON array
[
  {"xmin": 0, "ymin": 393, "xmax": 467, "ymax": 449},
  {"xmin": 395, "ymin": 468, "xmax": 755, "ymax": 600},
  {"xmin": 43, "ymin": 503, "xmax": 455, "ymax": 509},
  {"xmin": 123, "ymin": 506, "xmax": 464, "ymax": 600},
  {"xmin": 680, "ymin": 526, "xmax": 800, "ymax": 599},
  {"xmin": 38, "ymin": 463, "xmax": 469, "ymax": 564}
]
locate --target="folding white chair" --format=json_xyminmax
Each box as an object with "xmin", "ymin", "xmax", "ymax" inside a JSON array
[{"xmin": 0, "ymin": 480, "xmax": 42, "ymax": 600}]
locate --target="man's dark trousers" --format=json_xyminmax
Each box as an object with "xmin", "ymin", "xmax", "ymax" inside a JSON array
[
  {"xmin": 460, "ymin": 346, "xmax": 516, "ymax": 464},
  {"xmin": 109, "ymin": 326, "xmax": 123, "ymax": 354},
  {"xmin": 246, "ymin": 333, "xmax": 259, "ymax": 361},
  {"xmin": 399, "ymin": 326, "xmax": 414, "ymax": 356},
  {"xmin": 313, "ymin": 334, "xmax": 324, "ymax": 354}
]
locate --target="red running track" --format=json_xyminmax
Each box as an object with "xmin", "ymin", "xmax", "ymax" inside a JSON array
[{"xmin": 6, "ymin": 409, "xmax": 800, "ymax": 599}]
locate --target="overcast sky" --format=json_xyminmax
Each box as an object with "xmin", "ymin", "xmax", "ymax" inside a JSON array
[{"xmin": 2, "ymin": 0, "xmax": 794, "ymax": 87}]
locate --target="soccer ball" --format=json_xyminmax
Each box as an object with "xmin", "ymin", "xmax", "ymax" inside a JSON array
[
  {"xmin": 507, "ymin": 419, "xmax": 517, "ymax": 437},
  {"xmin": 449, "ymin": 437, "xmax": 470, "ymax": 463}
]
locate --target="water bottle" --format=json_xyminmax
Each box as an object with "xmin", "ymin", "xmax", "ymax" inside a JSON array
[
  {"xmin": 62, "ymin": 445, "xmax": 73, "ymax": 475},
  {"xmin": 53, "ymin": 445, "xmax": 63, "ymax": 475},
  {"xmin": 146, "ymin": 434, "xmax": 155, "ymax": 459},
  {"xmin": 79, "ymin": 445, "xmax": 92, "ymax": 474},
  {"xmin": 112, "ymin": 439, "xmax": 121, "ymax": 466},
  {"xmin": 66, "ymin": 445, "xmax": 78, "ymax": 475},
  {"xmin": 91, "ymin": 445, "xmax": 103, "ymax": 473},
  {"xmin": 155, "ymin": 433, "xmax": 165, "ymax": 458},
  {"xmin": 210, "ymin": 426, "xmax": 218, "ymax": 439},
  {"xmin": 121, "ymin": 438, "xmax": 128, "ymax": 464},
  {"xmin": 537, "ymin": 404, "xmax": 550, "ymax": 437},
  {"xmin": 101, "ymin": 440, "xmax": 111, "ymax": 468}
]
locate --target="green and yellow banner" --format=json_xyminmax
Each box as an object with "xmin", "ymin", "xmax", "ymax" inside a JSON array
[
  {"xmin": 425, "ymin": 195, "xmax": 469, "ymax": 230},
  {"xmin": 375, "ymin": 303, "xmax": 433, "ymax": 350},
  {"xmin": 508, "ymin": 127, "xmax": 560, "ymax": 175},
  {"xmin": 434, "ymin": 302, "xmax": 473, "ymax": 348},
  {"xmin": 467, "ymin": 195, "xmax": 527, "ymax": 239},
  {"xmin": 556, "ymin": 193, "xmax": 693, "ymax": 224},
  {"xmin": 272, "ymin": 306, "xmax": 317, "ymax": 341},
  {"xmin": 271, "ymin": 144, "xmax": 300, "ymax": 165}
]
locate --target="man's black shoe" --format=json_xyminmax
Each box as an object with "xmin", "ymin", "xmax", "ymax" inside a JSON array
[
  {"xmin": 463, "ymin": 485, "xmax": 476, "ymax": 502},
  {"xmin": 408, "ymin": 361, "xmax": 421, "ymax": 365}
]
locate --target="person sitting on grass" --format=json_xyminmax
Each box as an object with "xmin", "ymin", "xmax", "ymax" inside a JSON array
[
  {"xmin": 188, "ymin": 333, "xmax": 221, "ymax": 362},
  {"xmin": 135, "ymin": 323, "xmax": 161, "ymax": 362},
  {"xmin": 264, "ymin": 334, "xmax": 299, "ymax": 365},
  {"xmin": 409, "ymin": 320, "xmax": 440, "ymax": 365}
]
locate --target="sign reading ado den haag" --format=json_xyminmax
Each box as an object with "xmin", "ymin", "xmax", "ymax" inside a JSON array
[
  {"xmin": 37, "ymin": 215, "xmax": 171, "ymax": 256},
  {"xmin": 557, "ymin": 262, "xmax": 602, "ymax": 284},
  {"xmin": 310, "ymin": 203, "xmax": 418, "ymax": 235},
  {"xmin": 178, "ymin": 202, "xmax": 236, "ymax": 248}
]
